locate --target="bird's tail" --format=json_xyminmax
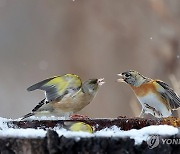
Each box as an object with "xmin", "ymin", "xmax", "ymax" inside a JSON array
[
  {"xmin": 21, "ymin": 98, "xmax": 46, "ymax": 120},
  {"xmin": 21, "ymin": 112, "xmax": 34, "ymax": 120}
]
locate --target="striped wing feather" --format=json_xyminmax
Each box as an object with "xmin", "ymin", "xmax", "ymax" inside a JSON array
[
  {"xmin": 156, "ymin": 80, "xmax": 180, "ymax": 109},
  {"xmin": 27, "ymin": 74, "xmax": 82, "ymax": 101}
]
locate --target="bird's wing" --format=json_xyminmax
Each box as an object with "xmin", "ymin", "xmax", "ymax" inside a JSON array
[
  {"xmin": 27, "ymin": 74, "xmax": 82, "ymax": 101},
  {"xmin": 32, "ymin": 98, "xmax": 47, "ymax": 112},
  {"xmin": 21, "ymin": 112, "xmax": 35, "ymax": 120},
  {"xmin": 156, "ymin": 80, "xmax": 180, "ymax": 109}
]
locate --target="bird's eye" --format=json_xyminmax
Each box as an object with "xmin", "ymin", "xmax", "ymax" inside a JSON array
[{"xmin": 125, "ymin": 73, "xmax": 131, "ymax": 77}]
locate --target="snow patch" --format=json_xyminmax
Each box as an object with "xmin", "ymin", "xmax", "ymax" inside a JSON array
[
  {"xmin": 95, "ymin": 125, "xmax": 178, "ymax": 144},
  {"xmin": 0, "ymin": 117, "xmax": 178, "ymax": 144}
]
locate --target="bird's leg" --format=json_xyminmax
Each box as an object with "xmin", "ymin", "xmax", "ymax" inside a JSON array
[
  {"xmin": 149, "ymin": 106, "xmax": 162, "ymax": 117},
  {"xmin": 155, "ymin": 110, "xmax": 163, "ymax": 118},
  {"xmin": 70, "ymin": 114, "xmax": 90, "ymax": 120},
  {"xmin": 139, "ymin": 108, "xmax": 145, "ymax": 117},
  {"xmin": 144, "ymin": 103, "xmax": 162, "ymax": 117},
  {"xmin": 144, "ymin": 103, "xmax": 156, "ymax": 116}
]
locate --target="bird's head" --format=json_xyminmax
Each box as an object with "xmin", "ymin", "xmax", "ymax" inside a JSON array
[
  {"xmin": 117, "ymin": 70, "xmax": 148, "ymax": 87},
  {"xmin": 82, "ymin": 78, "xmax": 105, "ymax": 94}
]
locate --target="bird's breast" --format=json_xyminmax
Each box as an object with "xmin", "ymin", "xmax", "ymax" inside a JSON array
[
  {"xmin": 130, "ymin": 81, "xmax": 156, "ymax": 97},
  {"xmin": 52, "ymin": 92, "xmax": 94, "ymax": 113}
]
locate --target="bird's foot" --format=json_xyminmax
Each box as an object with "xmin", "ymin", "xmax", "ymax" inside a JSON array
[
  {"xmin": 117, "ymin": 115, "xmax": 127, "ymax": 118},
  {"xmin": 70, "ymin": 114, "xmax": 90, "ymax": 120},
  {"xmin": 144, "ymin": 103, "xmax": 162, "ymax": 118},
  {"xmin": 156, "ymin": 110, "xmax": 163, "ymax": 118},
  {"xmin": 151, "ymin": 107, "xmax": 162, "ymax": 118}
]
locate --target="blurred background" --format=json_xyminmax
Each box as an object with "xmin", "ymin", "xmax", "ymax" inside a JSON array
[{"xmin": 0, "ymin": 0, "xmax": 179, "ymax": 119}]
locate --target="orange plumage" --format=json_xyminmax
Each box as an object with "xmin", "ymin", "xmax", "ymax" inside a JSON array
[{"xmin": 117, "ymin": 70, "xmax": 180, "ymax": 118}]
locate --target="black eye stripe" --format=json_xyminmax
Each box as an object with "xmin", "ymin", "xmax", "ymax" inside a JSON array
[{"xmin": 89, "ymin": 79, "xmax": 98, "ymax": 84}]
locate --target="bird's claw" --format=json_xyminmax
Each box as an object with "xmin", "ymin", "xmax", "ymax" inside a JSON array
[{"xmin": 70, "ymin": 114, "xmax": 90, "ymax": 120}]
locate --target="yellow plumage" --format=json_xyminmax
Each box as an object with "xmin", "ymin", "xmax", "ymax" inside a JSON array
[
  {"xmin": 22, "ymin": 74, "xmax": 105, "ymax": 120},
  {"xmin": 45, "ymin": 74, "xmax": 82, "ymax": 96},
  {"xmin": 68, "ymin": 122, "xmax": 93, "ymax": 133}
]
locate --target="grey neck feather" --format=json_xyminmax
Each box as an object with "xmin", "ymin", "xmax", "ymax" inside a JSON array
[
  {"xmin": 134, "ymin": 77, "xmax": 151, "ymax": 87},
  {"xmin": 82, "ymin": 83, "xmax": 90, "ymax": 93}
]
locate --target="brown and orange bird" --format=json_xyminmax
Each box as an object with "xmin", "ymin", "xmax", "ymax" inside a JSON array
[{"xmin": 117, "ymin": 70, "xmax": 180, "ymax": 118}]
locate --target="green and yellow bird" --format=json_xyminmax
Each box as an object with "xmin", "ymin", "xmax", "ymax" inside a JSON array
[{"xmin": 22, "ymin": 74, "xmax": 105, "ymax": 120}]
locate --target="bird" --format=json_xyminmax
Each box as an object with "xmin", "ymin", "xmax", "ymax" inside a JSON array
[
  {"xmin": 64, "ymin": 121, "xmax": 93, "ymax": 133},
  {"xmin": 22, "ymin": 74, "xmax": 105, "ymax": 120},
  {"xmin": 117, "ymin": 70, "xmax": 180, "ymax": 118}
]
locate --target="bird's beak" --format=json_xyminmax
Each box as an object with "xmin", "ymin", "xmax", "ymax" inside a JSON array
[
  {"xmin": 117, "ymin": 74, "xmax": 125, "ymax": 82},
  {"xmin": 97, "ymin": 78, "xmax": 105, "ymax": 86}
]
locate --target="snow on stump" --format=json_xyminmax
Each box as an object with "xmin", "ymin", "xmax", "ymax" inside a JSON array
[{"xmin": 0, "ymin": 117, "xmax": 180, "ymax": 153}]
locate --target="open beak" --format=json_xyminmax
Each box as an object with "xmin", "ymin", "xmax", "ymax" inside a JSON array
[
  {"xmin": 97, "ymin": 78, "xmax": 105, "ymax": 86},
  {"xmin": 117, "ymin": 74, "xmax": 125, "ymax": 82}
]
